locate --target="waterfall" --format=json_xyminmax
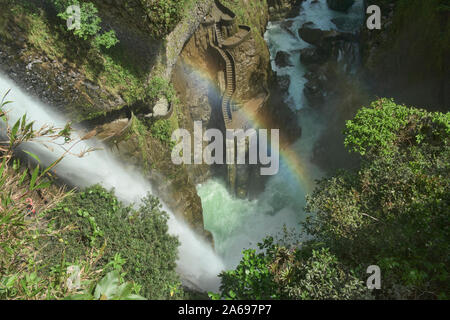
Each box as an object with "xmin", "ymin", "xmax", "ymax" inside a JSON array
[{"xmin": 0, "ymin": 72, "xmax": 225, "ymax": 292}]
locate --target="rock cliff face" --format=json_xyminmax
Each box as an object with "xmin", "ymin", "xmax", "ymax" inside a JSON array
[
  {"xmin": 268, "ymin": 0, "xmax": 304, "ymax": 21},
  {"xmin": 172, "ymin": 0, "xmax": 269, "ymax": 196},
  {"xmin": 360, "ymin": 0, "xmax": 449, "ymax": 111}
]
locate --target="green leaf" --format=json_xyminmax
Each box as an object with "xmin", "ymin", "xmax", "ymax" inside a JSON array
[
  {"xmin": 23, "ymin": 150, "xmax": 41, "ymax": 164},
  {"xmin": 94, "ymin": 271, "xmax": 120, "ymax": 300},
  {"xmin": 10, "ymin": 119, "xmax": 20, "ymax": 146},
  {"xmin": 29, "ymin": 165, "xmax": 40, "ymax": 190}
]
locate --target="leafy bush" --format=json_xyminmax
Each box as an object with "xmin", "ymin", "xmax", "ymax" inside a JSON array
[
  {"xmin": 213, "ymin": 246, "xmax": 277, "ymax": 300},
  {"xmin": 67, "ymin": 270, "xmax": 145, "ymax": 300},
  {"xmin": 53, "ymin": 0, "xmax": 118, "ymax": 49},
  {"xmin": 344, "ymin": 98, "xmax": 449, "ymax": 156},
  {"xmin": 305, "ymin": 99, "xmax": 450, "ymax": 299},
  {"xmin": 43, "ymin": 185, "xmax": 182, "ymax": 299},
  {"xmin": 137, "ymin": 0, "xmax": 187, "ymax": 39},
  {"xmin": 212, "ymin": 237, "xmax": 370, "ymax": 300},
  {"xmin": 146, "ymin": 76, "xmax": 177, "ymax": 104},
  {"xmin": 150, "ymin": 119, "xmax": 175, "ymax": 148}
]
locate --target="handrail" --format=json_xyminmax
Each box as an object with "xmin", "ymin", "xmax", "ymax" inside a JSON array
[{"xmin": 214, "ymin": 0, "xmax": 236, "ymax": 21}]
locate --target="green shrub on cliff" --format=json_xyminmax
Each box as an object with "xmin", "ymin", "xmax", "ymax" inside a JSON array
[
  {"xmin": 137, "ymin": 0, "xmax": 187, "ymax": 39},
  {"xmin": 306, "ymin": 99, "xmax": 449, "ymax": 299},
  {"xmin": 146, "ymin": 76, "xmax": 177, "ymax": 104},
  {"xmin": 42, "ymin": 186, "xmax": 183, "ymax": 299},
  {"xmin": 150, "ymin": 119, "xmax": 176, "ymax": 148},
  {"xmin": 53, "ymin": 0, "xmax": 118, "ymax": 48},
  {"xmin": 212, "ymin": 238, "xmax": 370, "ymax": 300}
]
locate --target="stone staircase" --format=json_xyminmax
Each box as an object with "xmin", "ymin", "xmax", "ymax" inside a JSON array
[{"xmin": 212, "ymin": 23, "xmax": 235, "ymax": 128}]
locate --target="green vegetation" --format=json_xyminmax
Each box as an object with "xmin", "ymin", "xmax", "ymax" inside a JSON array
[
  {"xmin": 0, "ymin": 94, "xmax": 181, "ymax": 300},
  {"xmin": 1, "ymin": 0, "xmax": 448, "ymax": 302},
  {"xmin": 43, "ymin": 186, "xmax": 183, "ymax": 299},
  {"xmin": 150, "ymin": 119, "xmax": 176, "ymax": 148},
  {"xmin": 0, "ymin": 1, "xmax": 187, "ymax": 121},
  {"xmin": 146, "ymin": 76, "xmax": 178, "ymax": 104},
  {"xmin": 213, "ymin": 99, "xmax": 450, "ymax": 300},
  {"xmin": 212, "ymin": 236, "xmax": 370, "ymax": 300},
  {"xmin": 53, "ymin": 0, "xmax": 119, "ymax": 49},
  {"xmin": 0, "ymin": 0, "xmax": 148, "ymax": 119},
  {"xmin": 67, "ymin": 270, "xmax": 146, "ymax": 300},
  {"xmin": 136, "ymin": 0, "xmax": 188, "ymax": 39}
]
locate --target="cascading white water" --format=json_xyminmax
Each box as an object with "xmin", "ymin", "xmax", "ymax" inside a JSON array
[
  {"xmin": 265, "ymin": 0, "xmax": 364, "ymax": 110},
  {"xmin": 198, "ymin": 0, "xmax": 364, "ymax": 269},
  {"xmin": 0, "ymin": 73, "xmax": 225, "ymax": 292}
]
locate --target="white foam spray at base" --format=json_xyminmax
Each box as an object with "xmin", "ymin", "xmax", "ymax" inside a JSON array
[{"xmin": 0, "ymin": 73, "xmax": 224, "ymax": 292}]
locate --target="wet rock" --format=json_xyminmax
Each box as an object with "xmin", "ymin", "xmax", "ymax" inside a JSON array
[
  {"xmin": 274, "ymin": 51, "xmax": 293, "ymax": 68},
  {"xmin": 303, "ymin": 65, "xmax": 332, "ymax": 107},
  {"xmin": 331, "ymin": 17, "xmax": 356, "ymax": 32},
  {"xmin": 298, "ymin": 26, "xmax": 327, "ymax": 45},
  {"xmin": 304, "ymin": 78, "xmax": 325, "ymax": 106},
  {"xmin": 152, "ymin": 97, "xmax": 170, "ymax": 117},
  {"xmin": 26, "ymin": 59, "xmax": 42, "ymax": 71},
  {"xmin": 326, "ymin": 0, "xmax": 355, "ymax": 12},
  {"xmin": 83, "ymin": 80, "xmax": 100, "ymax": 91},
  {"xmin": 280, "ymin": 20, "xmax": 297, "ymax": 38},
  {"xmin": 268, "ymin": 0, "xmax": 303, "ymax": 21},
  {"xmin": 300, "ymin": 47, "xmax": 328, "ymax": 65},
  {"xmin": 299, "ymin": 26, "xmax": 354, "ymax": 46},
  {"xmin": 277, "ymin": 74, "xmax": 290, "ymax": 92}
]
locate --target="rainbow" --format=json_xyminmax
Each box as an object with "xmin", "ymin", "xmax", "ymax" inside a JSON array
[{"xmin": 178, "ymin": 59, "xmax": 316, "ymax": 194}]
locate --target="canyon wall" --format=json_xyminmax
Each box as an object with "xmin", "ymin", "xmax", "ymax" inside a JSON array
[{"xmin": 361, "ymin": 0, "xmax": 449, "ymax": 111}]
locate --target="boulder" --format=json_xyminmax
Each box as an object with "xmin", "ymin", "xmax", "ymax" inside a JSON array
[
  {"xmin": 274, "ymin": 51, "xmax": 293, "ymax": 68},
  {"xmin": 326, "ymin": 0, "xmax": 355, "ymax": 12},
  {"xmin": 298, "ymin": 26, "xmax": 329, "ymax": 46},
  {"xmin": 280, "ymin": 20, "xmax": 297, "ymax": 38},
  {"xmin": 300, "ymin": 47, "xmax": 328, "ymax": 65},
  {"xmin": 151, "ymin": 97, "xmax": 170, "ymax": 117},
  {"xmin": 299, "ymin": 26, "xmax": 356, "ymax": 45},
  {"xmin": 303, "ymin": 67, "xmax": 331, "ymax": 107},
  {"xmin": 277, "ymin": 74, "xmax": 291, "ymax": 92},
  {"xmin": 304, "ymin": 78, "xmax": 325, "ymax": 106}
]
